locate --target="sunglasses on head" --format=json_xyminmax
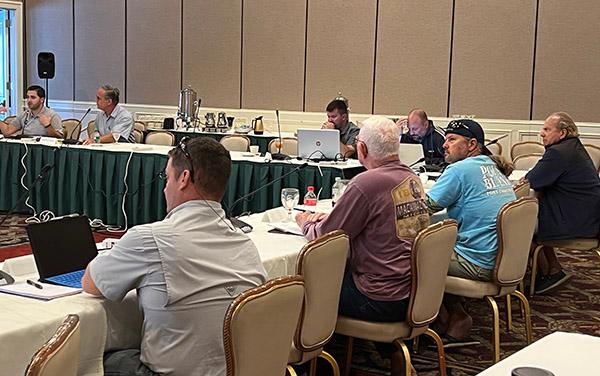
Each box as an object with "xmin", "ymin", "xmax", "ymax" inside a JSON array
[{"xmin": 177, "ymin": 136, "xmax": 195, "ymax": 183}]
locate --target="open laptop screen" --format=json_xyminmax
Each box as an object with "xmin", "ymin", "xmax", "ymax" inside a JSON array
[
  {"xmin": 27, "ymin": 215, "xmax": 98, "ymax": 280},
  {"xmin": 297, "ymin": 129, "xmax": 341, "ymax": 160},
  {"xmin": 398, "ymin": 143, "xmax": 425, "ymax": 168}
]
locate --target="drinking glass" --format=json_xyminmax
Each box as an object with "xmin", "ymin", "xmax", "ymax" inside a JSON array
[{"xmin": 281, "ymin": 188, "xmax": 300, "ymax": 222}]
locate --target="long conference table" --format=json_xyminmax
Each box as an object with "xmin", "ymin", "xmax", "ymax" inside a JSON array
[
  {"xmin": 0, "ymin": 138, "xmax": 363, "ymax": 227},
  {"xmin": 0, "ymin": 209, "xmax": 309, "ymax": 376}
]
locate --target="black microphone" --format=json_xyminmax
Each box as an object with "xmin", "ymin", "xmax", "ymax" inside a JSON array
[
  {"xmin": 271, "ymin": 109, "xmax": 290, "ymax": 160},
  {"xmin": 63, "ymin": 108, "xmax": 92, "ymax": 145},
  {"xmin": 0, "ymin": 164, "xmax": 54, "ymax": 227},
  {"xmin": 485, "ymin": 133, "xmax": 508, "ymax": 146},
  {"xmin": 227, "ymin": 162, "xmax": 309, "ymax": 232}
]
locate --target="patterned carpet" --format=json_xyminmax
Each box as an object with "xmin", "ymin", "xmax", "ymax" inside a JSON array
[{"xmin": 2, "ymin": 215, "xmax": 599, "ymax": 375}]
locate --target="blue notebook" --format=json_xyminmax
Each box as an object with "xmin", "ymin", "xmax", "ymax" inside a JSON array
[{"xmin": 27, "ymin": 215, "xmax": 98, "ymax": 289}]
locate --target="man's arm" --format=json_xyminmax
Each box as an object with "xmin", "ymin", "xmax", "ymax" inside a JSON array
[
  {"xmin": 525, "ymin": 148, "xmax": 564, "ymax": 190},
  {"xmin": 424, "ymin": 194, "xmax": 445, "ymax": 214},
  {"xmin": 0, "ymin": 120, "xmax": 18, "ymax": 136},
  {"xmin": 82, "ymin": 265, "xmax": 104, "ymax": 297}
]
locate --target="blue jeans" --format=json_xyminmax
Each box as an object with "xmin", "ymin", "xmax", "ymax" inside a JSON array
[
  {"xmin": 103, "ymin": 349, "xmax": 160, "ymax": 376},
  {"xmin": 338, "ymin": 270, "xmax": 410, "ymax": 358}
]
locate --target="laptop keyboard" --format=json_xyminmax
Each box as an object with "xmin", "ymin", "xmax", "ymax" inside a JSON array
[{"xmin": 45, "ymin": 270, "xmax": 85, "ymax": 289}]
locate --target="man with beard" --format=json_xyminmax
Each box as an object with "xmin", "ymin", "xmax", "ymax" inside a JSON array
[{"xmin": 0, "ymin": 85, "xmax": 62, "ymax": 137}]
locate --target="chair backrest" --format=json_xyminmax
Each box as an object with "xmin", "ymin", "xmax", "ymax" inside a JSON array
[
  {"xmin": 61, "ymin": 119, "xmax": 80, "ymax": 140},
  {"xmin": 4, "ymin": 115, "xmax": 16, "ymax": 124},
  {"xmin": 87, "ymin": 120, "xmax": 96, "ymax": 138},
  {"xmin": 485, "ymin": 140, "xmax": 502, "ymax": 156},
  {"xmin": 221, "ymin": 135, "xmax": 251, "ymax": 152},
  {"xmin": 132, "ymin": 129, "xmax": 144, "ymax": 143},
  {"xmin": 583, "ymin": 144, "xmax": 600, "ymax": 172},
  {"xmin": 223, "ymin": 275, "xmax": 304, "ymax": 376},
  {"xmin": 268, "ymin": 137, "xmax": 298, "ymax": 156},
  {"xmin": 145, "ymin": 131, "xmax": 175, "ymax": 146},
  {"xmin": 134, "ymin": 121, "xmax": 146, "ymax": 133},
  {"xmin": 511, "ymin": 141, "xmax": 544, "ymax": 161},
  {"xmin": 25, "ymin": 314, "xmax": 81, "ymax": 376},
  {"xmin": 493, "ymin": 197, "xmax": 539, "ymax": 286},
  {"xmin": 513, "ymin": 180, "xmax": 530, "ymax": 199},
  {"xmin": 513, "ymin": 153, "xmax": 543, "ymax": 170},
  {"xmin": 407, "ymin": 220, "xmax": 458, "ymax": 327},
  {"xmin": 294, "ymin": 230, "xmax": 349, "ymax": 352}
]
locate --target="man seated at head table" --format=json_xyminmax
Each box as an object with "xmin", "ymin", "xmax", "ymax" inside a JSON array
[
  {"xmin": 520, "ymin": 112, "xmax": 600, "ymax": 294},
  {"xmin": 322, "ymin": 99, "xmax": 360, "ymax": 158},
  {"xmin": 396, "ymin": 108, "xmax": 446, "ymax": 169},
  {"xmin": 82, "ymin": 137, "xmax": 268, "ymax": 375},
  {"xmin": 82, "ymin": 84, "xmax": 135, "ymax": 144},
  {"xmin": 296, "ymin": 115, "xmax": 430, "ymax": 376},
  {"xmin": 424, "ymin": 119, "xmax": 516, "ymax": 341},
  {"xmin": 0, "ymin": 85, "xmax": 63, "ymax": 138}
]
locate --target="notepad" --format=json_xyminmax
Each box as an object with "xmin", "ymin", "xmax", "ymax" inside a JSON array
[
  {"xmin": 0, "ymin": 282, "xmax": 82, "ymax": 300},
  {"xmin": 267, "ymin": 222, "xmax": 304, "ymax": 236}
]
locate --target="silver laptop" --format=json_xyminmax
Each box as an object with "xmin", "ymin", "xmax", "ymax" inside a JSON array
[
  {"xmin": 297, "ymin": 129, "xmax": 341, "ymax": 160},
  {"xmin": 398, "ymin": 143, "xmax": 425, "ymax": 168}
]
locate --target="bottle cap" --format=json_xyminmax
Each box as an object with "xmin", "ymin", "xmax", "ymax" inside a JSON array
[{"xmin": 307, "ymin": 186, "xmax": 314, "ymax": 191}]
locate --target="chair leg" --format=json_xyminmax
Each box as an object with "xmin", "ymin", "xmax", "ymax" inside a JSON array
[
  {"xmin": 511, "ymin": 290, "xmax": 533, "ymax": 344},
  {"xmin": 485, "ymin": 296, "xmax": 501, "ymax": 363},
  {"xmin": 287, "ymin": 365, "xmax": 299, "ymax": 376},
  {"xmin": 530, "ymin": 245, "xmax": 544, "ymax": 296},
  {"xmin": 308, "ymin": 358, "xmax": 317, "ymax": 376},
  {"xmin": 343, "ymin": 336, "xmax": 354, "ymax": 376},
  {"xmin": 319, "ymin": 351, "xmax": 341, "ymax": 376},
  {"xmin": 424, "ymin": 328, "xmax": 447, "ymax": 376},
  {"xmin": 392, "ymin": 339, "xmax": 412, "ymax": 376},
  {"xmin": 505, "ymin": 295, "xmax": 513, "ymax": 332}
]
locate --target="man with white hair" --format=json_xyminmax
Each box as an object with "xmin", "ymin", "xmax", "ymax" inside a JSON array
[{"xmin": 296, "ymin": 115, "xmax": 429, "ymax": 376}]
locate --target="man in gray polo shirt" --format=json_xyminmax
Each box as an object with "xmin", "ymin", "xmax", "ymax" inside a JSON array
[
  {"xmin": 82, "ymin": 137, "xmax": 267, "ymax": 375},
  {"xmin": 83, "ymin": 84, "xmax": 135, "ymax": 144},
  {"xmin": 322, "ymin": 99, "xmax": 360, "ymax": 158},
  {"xmin": 0, "ymin": 85, "xmax": 62, "ymax": 138}
]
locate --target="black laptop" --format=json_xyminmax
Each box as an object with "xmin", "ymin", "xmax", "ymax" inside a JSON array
[{"xmin": 27, "ymin": 215, "xmax": 98, "ymax": 288}]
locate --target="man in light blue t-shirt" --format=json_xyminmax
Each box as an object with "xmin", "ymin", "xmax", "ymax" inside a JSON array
[{"xmin": 426, "ymin": 119, "xmax": 515, "ymax": 342}]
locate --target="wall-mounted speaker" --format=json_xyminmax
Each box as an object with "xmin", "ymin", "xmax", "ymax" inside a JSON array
[{"xmin": 37, "ymin": 52, "xmax": 55, "ymax": 79}]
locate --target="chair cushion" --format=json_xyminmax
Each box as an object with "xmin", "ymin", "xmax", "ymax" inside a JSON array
[
  {"xmin": 540, "ymin": 238, "xmax": 599, "ymax": 250},
  {"xmin": 335, "ymin": 316, "xmax": 413, "ymax": 343},
  {"xmin": 445, "ymin": 276, "xmax": 505, "ymax": 298}
]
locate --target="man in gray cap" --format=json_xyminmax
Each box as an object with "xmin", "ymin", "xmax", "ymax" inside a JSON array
[{"xmin": 425, "ymin": 119, "xmax": 516, "ymax": 341}]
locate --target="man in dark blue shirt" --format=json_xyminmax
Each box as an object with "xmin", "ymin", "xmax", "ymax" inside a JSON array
[{"xmin": 398, "ymin": 108, "xmax": 446, "ymax": 169}]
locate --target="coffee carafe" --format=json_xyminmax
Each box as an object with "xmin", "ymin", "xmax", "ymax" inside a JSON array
[
  {"xmin": 177, "ymin": 86, "xmax": 201, "ymax": 128},
  {"xmin": 217, "ymin": 112, "xmax": 228, "ymax": 130},
  {"xmin": 252, "ymin": 116, "xmax": 264, "ymax": 135}
]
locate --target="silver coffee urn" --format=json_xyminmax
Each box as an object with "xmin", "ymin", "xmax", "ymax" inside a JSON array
[{"xmin": 177, "ymin": 86, "xmax": 201, "ymax": 129}]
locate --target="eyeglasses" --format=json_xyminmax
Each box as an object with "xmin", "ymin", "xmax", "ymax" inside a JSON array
[
  {"xmin": 446, "ymin": 120, "xmax": 476, "ymax": 139},
  {"xmin": 177, "ymin": 136, "xmax": 195, "ymax": 183}
]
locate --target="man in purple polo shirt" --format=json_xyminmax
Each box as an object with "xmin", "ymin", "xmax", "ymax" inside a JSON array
[{"xmin": 296, "ymin": 115, "xmax": 429, "ymax": 376}]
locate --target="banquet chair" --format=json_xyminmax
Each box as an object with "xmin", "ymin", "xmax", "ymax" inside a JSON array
[
  {"xmin": 512, "ymin": 153, "xmax": 543, "ymax": 171},
  {"xmin": 510, "ymin": 141, "xmax": 544, "ymax": 161},
  {"xmin": 288, "ymin": 230, "xmax": 349, "ymax": 376},
  {"xmin": 133, "ymin": 121, "xmax": 146, "ymax": 133},
  {"xmin": 221, "ymin": 135, "xmax": 251, "ymax": 152},
  {"xmin": 445, "ymin": 197, "xmax": 538, "ymax": 363},
  {"xmin": 513, "ymin": 181, "xmax": 530, "ymax": 199},
  {"xmin": 24, "ymin": 314, "xmax": 81, "ymax": 376},
  {"xmin": 484, "ymin": 140, "xmax": 502, "ymax": 156},
  {"xmin": 223, "ymin": 275, "xmax": 305, "ymax": 376},
  {"xmin": 583, "ymin": 144, "xmax": 600, "ymax": 172},
  {"xmin": 87, "ymin": 120, "xmax": 96, "ymax": 138},
  {"xmin": 61, "ymin": 119, "xmax": 81, "ymax": 140},
  {"xmin": 132, "ymin": 129, "xmax": 144, "ymax": 143},
  {"xmin": 335, "ymin": 220, "xmax": 458, "ymax": 376},
  {"xmin": 268, "ymin": 137, "xmax": 298, "ymax": 156},
  {"xmin": 145, "ymin": 131, "xmax": 175, "ymax": 146}
]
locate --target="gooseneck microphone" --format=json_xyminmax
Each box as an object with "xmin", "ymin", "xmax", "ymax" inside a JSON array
[
  {"xmin": 271, "ymin": 109, "xmax": 290, "ymax": 160},
  {"xmin": 0, "ymin": 164, "xmax": 53, "ymax": 227},
  {"xmin": 485, "ymin": 133, "xmax": 509, "ymax": 146},
  {"xmin": 227, "ymin": 162, "xmax": 309, "ymax": 232},
  {"xmin": 63, "ymin": 108, "xmax": 92, "ymax": 145}
]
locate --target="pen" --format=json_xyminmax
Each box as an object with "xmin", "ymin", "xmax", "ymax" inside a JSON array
[{"xmin": 27, "ymin": 279, "xmax": 43, "ymax": 289}]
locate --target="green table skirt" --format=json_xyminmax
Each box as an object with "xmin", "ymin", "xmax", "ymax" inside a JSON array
[{"xmin": 0, "ymin": 142, "xmax": 362, "ymax": 227}]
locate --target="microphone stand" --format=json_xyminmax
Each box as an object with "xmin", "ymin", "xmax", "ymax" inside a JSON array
[
  {"xmin": 227, "ymin": 162, "xmax": 309, "ymax": 232},
  {"xmin": 271, "ymin": 109, "xmax": 290, "ymax": 160},
  {"xmin": 0, "ymin": 164, "xmax": 53, "ymax": 227}
]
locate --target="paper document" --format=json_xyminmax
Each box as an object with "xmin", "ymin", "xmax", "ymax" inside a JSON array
[
  {"xmin": 267, "ymin": 222, "xmax": 304, "ymax": 236},
  {"xmin": 0, "ymin": 282, "xmax": 81, "ymax": 300}
]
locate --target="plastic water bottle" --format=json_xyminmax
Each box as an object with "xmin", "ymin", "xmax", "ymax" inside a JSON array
[
  {"xmin": 331, "ymin": 177, "xmax": 343, "ymax": 206},
  {"xmin": 303, "ymin": 186, "xmax": 317, "ymax": 206}
]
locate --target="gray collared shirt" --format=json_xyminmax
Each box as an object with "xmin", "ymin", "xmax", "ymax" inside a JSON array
[
  {"xmin": 94, "ymin": 104, "xmax": 134, "ymax": 142},
  {"xmin": 339, "ymin": 121, "xmax": 360, "ymax": 148},
  {"xmin": 11, "ymin": 106, "xmax": 62, "ymax": 137}
]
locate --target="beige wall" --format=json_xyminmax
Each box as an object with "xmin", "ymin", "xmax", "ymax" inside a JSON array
[{"xmin": 25, "ymin": 1, "xmax": 600, "ymax": 122}]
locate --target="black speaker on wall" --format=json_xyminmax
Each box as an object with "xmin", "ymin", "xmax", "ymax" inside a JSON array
[{"xmin": 37, "ymin": 52, "xmax": 55, "ymax": 79}]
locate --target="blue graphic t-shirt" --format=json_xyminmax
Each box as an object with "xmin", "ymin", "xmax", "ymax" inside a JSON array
[{"xmin": 427, "ymin": 156, "xmax": 516, "ymax": 268}]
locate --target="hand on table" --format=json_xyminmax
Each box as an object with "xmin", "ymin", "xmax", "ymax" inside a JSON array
[{"xmin": 295, "ymin": 211, "xmax": 328, "ymax": 227}]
